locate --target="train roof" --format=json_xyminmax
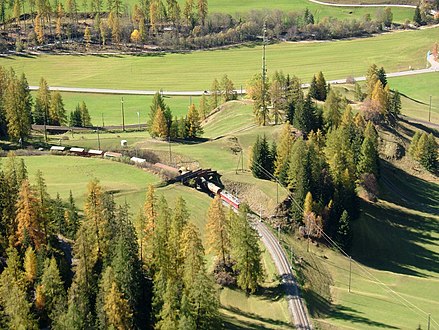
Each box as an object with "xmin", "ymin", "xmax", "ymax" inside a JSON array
[{"xmin": 50, "ymin": 146, "xmax": 65, "ymax": 151}]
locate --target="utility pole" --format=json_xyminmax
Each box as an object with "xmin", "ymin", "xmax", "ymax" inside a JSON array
[
  {"xmin": 121, "ymin": 97, "xmax": 125, "ymax": 131},
  {"xmin": 261, "ymin": 21, "xmax": 267, "ymax": 126},
  {"xmin": 349, "ymin": 256, "xmax": 352, "ymax": 293},
  {"xmin": 429, "ymin": 96, "xmax": 432, "ymax": 122},
  {"xmin": 427, "ymin": 314, "xmax": 431, "ymax": 330},
  {"xmin": 97, "ymin": 128, "xmax": 101, "ymax": 150},
  {"xmin": 168, "ymin": 135, "xmax": 172, "ymax": 165},
  {"xmin": 101, "ymin": 112, "xmax": 105, "ymax": 128},
  {"xmin": 44, "ymin": 106, "xmax": 48, "ymax": 143},
  {"xmin": 137, "ymin": 111, "xmax": 140, "ymax": 130},
  {"xmin": 241, "ymin": 149, "xmax": 244, "ymax": 172}
]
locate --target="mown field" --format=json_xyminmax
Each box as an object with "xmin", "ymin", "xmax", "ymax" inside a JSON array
[
  {"xmin": 388, "ymin": 72, "xmax": 439, "ymax": 123},
  {"xmin": 1, "ymin": 27, "xmax": 437, "ymax": 92},
  {"xmin": 19, "ymin": 154, "xmax": 291, "ymax": 329},
  {"xmin": 33, "ymin": 92, "xmax": 199, "ymax": 126}
]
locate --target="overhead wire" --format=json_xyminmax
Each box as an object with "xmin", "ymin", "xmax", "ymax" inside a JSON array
[{"xmin": 244, "ymin": 152, "xmax": 438, "ymax": 327}]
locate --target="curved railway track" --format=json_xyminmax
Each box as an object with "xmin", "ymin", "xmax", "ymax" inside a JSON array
[{"xmin": 253, "ymin": 220, "xmax": 313, "ymax": 329}]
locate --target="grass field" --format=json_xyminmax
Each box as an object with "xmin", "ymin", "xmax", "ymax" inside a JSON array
[
  {"xmin": 1, "ymin": 27, "xmax": 437, "ymax": 92},
  {"xmin": 9, "ymin": 0, "xmax": 415, "ymax": 25},
  {"xmin": 33, "ymin": 92, "xmax": 199, "ymax": 126},
  {"xmin": 388, "ymin": 72, "xmax": 439, "ymax": 123}
]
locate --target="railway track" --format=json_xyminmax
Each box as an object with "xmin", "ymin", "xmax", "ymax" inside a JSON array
[{"xmin": 252, "ymin": 220, "xmax": 313, "ymax": 329}]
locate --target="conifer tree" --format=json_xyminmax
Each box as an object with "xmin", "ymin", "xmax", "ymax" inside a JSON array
[
  {"xmin": 251, "ymin": 135, "xmax": 272, "ymax": 179},
  {"xmin": 209, "ymin": 78, "xmax": 220, "ymax": 111},
  {"xmin": 220, "ymin": 74, "xmax": 236, "ymax": 103},
  {"xmin": 24, "ymin": 246, "xmax": 37, "ymax": 284},
  {"xmin": 80, "ymin": 101, "xmax": 92, "ymax": 126},
  {"xmin": 84, "ymin": 178, "xmax": 107, "ymax": 258},
  {"xmin": 309, "ymin": 75, "xmax": 318, "ymax": 100},
  {"xmin": 371, "ymin": 80, "xmax": 387, "ymax": 115},
  {"xmin": 34, "ymin": 77, "xmax": 51, "ymax": 125},
  {"xmin": 186, "ymin": 103, "xmax": 203, "ymax": 138},
  {"xmin": 323, "ymin": 89, "xmax": 342, "ymax": 130},
  {"xmin": 198, "ymin": 93, "xmax": 208, "ymax": 120},
  {"xmin": 148, "ymin": 92, "xmax": 168, "ymax": 131},
  {"xmin": 365, "ymin": 64, "xmax": 379, "ymax": 97},
  {"xmin": 230, "ymin": 205, "xmax": 263, "ymax": 293},
  {"xmin": 142, "ymin": 185, "xmax": 157, "ymax": 269},
  {"xmin": 168, "ymin": 196, "xmax": 189, "ymax": 279},
  {"xmin": 0, "ymin": 248, "xmax": 37, "ymax": 330},
  {"xmin": 248, "ymin": 73, "xmax": 270, "ymax": 126},
  {"xmin": 4, "ymin": 72, "xmax": 32, "ymax": 142},
  {"xmin": 40, "ymin": 257, "xmax": 67, "ymax": 323},
  {"xmin": 357, "ymin": 134, "xmax": 379, "ymax": 177},
  {"xmin": 49, "ymin": 91, "xmax": 67, "ymax": 126},
  {"xmin": 99, "ymin": 266, "xmax": 133, "ymax": 330},
  {"xmin": 315, "ymin": 71, "xmax": 327, "ymax": 101},
  {"xmin": 111, "ymin": 204, "xmax": 145, "ymax": 326},
  {"xmin": 274, "ymin": 122, "xmax": 294, "ymax": 184},
  {"xmin": 197, "ymin": 0, "xmax": 208, "ymax": 25},
  {"xmin": 205, "ymin": 195, "xmax": 230, "ymax": 265},
  {"xmin": 15, "ymin": 180, "xmax": 45, "ymax": 249},
  {"xmin": 151, "ymin": 106, "xmax": 168, "ymax": 138}
]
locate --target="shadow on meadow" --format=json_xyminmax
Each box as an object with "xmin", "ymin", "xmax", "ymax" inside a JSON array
[
  {"xmin": 380, "ymin": 160, "xmax": 439, "ymax": 215},
  {"xmin": 351, "ymin": 198, "xmax": 439, "ymax": 277},
  {"xmin": 221, "ymin": 305, "xmax": 291, "ymax": 330},
  {"xmin": 306, "ymin": 290, "xmax": 399, "ymax": 329}
]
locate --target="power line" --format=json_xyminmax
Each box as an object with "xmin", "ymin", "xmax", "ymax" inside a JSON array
[{"xmin": 245, "ymin": 153, "xmax": 438, "ymax": 328}]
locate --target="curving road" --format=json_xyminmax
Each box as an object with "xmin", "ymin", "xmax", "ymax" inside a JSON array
[
  {"xmin": 308, "ymin": 0, "xmax": 416, "ymax": 8},
  {"xmin": 252, "ymin": 218, "xmax": 313, "ymax": 329},
  {"xmin": 28, "ymin": 55, "xmax": 439, "ymax": 97}
]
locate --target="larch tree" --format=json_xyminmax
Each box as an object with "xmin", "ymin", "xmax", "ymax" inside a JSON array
[
  {"xmin": 34, "ymin": 77, "xmax": 51, "ymax": 125},
  {"xmin": 205, "ymin": 195, "xmax": 230, "ymax": 265},
  {"xmin": 80, "ymin": 101, "xmax": 91, "ymax": 126},
  {"xmin": 198, "ymin": 93, "xmax": 208, "ymax": 119},
  {"xmin": 186, "ymin": 103, "xmax": 203, "ymax": 138},
  {"xmin": 220, "ymin": 74, "xmax": 235, "ymax": 103},
  {"xmin": 84, "ymin": 26, "xmax": 91, "ymax": 49},
  {"xmin": 274, "ymin": 122, "xmax": 294, "ymax": 185},
  {"xmin": 323, "ymin": 89, "xmax": 343, "ymax": 130},
  {"xmin": 99, "ymin": 266, "xmax": 133, "ymax": 330},
  {"xmin": 365, "ymin": 64, "xmax": 379, "ymax": 97},
  {"xmin": 247, "ymin": 73, "xmax": 270, "ymax": 126},
  {"xmin": 4, "ymin": 72, "xmax": 32, "ymax": 142},
  {"xmin": 24, "ymin": 246, "xmax": 37, "ymax": 284},
  {"xmin": 15, "ymin": 180, "xmax": 45, "ymax": 249},
  {"xmin": 197, "ymin": 0, "xmax": 207, "ymax": 25},
  {"xmin": 209, "ymin": 78, "xmax": 221, "ymax": 111},
  {"xmin": 151, "ymin": 106, "xmax": 168, "ymax": 138},
  {"xmin": 168, "ymin": 196, "xmax": 189, "ymax": 279},
  {"xmin": 49, "ymin": 91, "xmax": 67, "ymax": 126},
  {"xmin": 142, "ymin": 185, "xmax": 157, "ymax": 269}
]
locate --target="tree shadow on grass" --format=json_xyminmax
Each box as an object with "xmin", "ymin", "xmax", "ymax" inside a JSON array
[
  {"xmin": 380, "ymin": 160, "xmax": 439, "ymax": 215},
  {"xmin": 305, "ymin": 290, "xmax": 399, "ymax": 329},
  {"xmin": 351, "ymin": 199, "xmax": 439, "ymax": 277},
  {"xmin": 221, "ymin": 305, "xmax": 291, "ymax": 329},
  {"xmin": 254, "ymin": 281, "xmax": 284, "ymax": 302}
]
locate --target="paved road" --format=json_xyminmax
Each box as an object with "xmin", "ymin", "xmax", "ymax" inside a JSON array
[
  {"xmin": 308, "ymin": 0, "xmax": 416, "ymax": 8},
  {"xmin": 252, "ymin": 219, "xmax": 313, "ymax": 329},
  {"xmin": 28, "ymin": 56, "xmax": 438, "ymax": 96}
]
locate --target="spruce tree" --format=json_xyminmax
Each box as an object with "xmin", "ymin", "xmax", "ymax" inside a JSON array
[
  {"xmin": 230, "ymin": 205, "xmax": 263, "ymax": 293},
  {"xmin": 80, "ymin": 101, "xmax": 91, "ymax": 126},
  {"xmin": 315, "ymin": 71, "xmax": 327, "ymax": 101},
  {"xmin": 323, "ymin": 89, "xmax": 342, "ymax": 130}
]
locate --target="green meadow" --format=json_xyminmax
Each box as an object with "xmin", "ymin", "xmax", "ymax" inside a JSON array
[
  {"xmin": 1, "ymin": 27, "xmax": 437, "ymax": 92},
  {"xmin": 36, "ymin": 92, "xmax": 199, "ymax": 126}
]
